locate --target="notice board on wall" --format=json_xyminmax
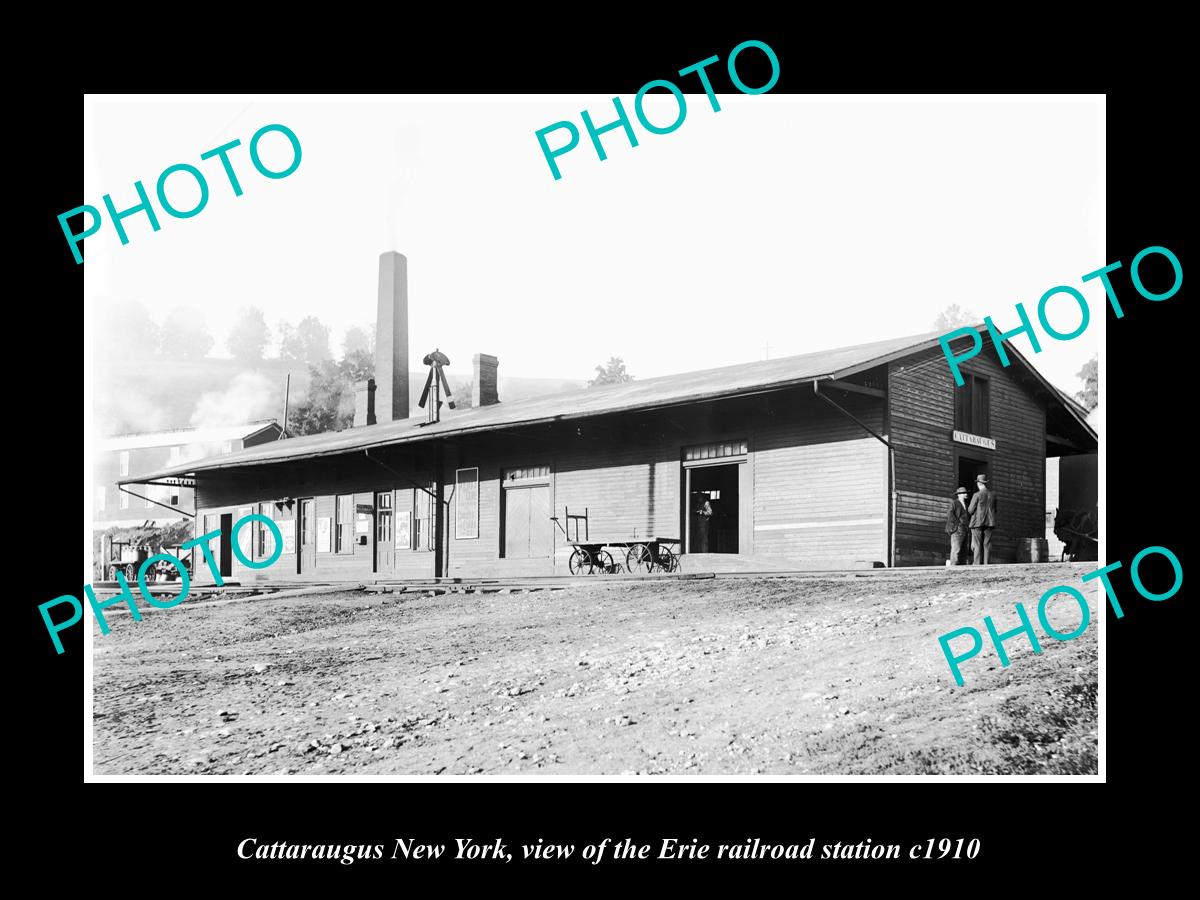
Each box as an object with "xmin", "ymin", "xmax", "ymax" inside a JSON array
[
  {"xmin": 456, "ymin": 467, "xmax": 479, "ymax": 539},
  {"xmin": 397, "ymin": 510, "xmax": 412, "ymax": 550},
  {"xmin": 279, "ymin": 519, "xmax": 296, "ymax": 554}
]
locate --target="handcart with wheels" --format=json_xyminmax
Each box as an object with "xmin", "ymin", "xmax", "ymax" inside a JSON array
[{"xmin": 553, "ymin": 507, "xmax": 682, "ymax": 575}]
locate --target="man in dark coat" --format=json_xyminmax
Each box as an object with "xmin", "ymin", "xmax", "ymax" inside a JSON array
[
  {"xmin": 694, "ymin": 494, "xmax": 714, "ymax": 553},
  {"xmin": 945, "ymin": 486, "xmax": 971, "ymax": 565},
  {"xmin": 967, "ymin": 473, "xmax": 998, "ymax": 564}
]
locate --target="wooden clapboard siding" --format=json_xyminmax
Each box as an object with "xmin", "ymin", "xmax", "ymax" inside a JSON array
[
  {"xmin": 446, "ymin": 429, "xmax": 680, "ymax": 576},
  {"xmin": 890, "ymin": 344, "xmax": 1046, "ymax": 565},
  {"xmin": 189, "ymin": 339, "xmax": 1057, "ymax": 580},
  {"xmin": 555, "ymin": 441, "xmax": 678, "ymax": 544},
  {"xmin": 196, "ymin": 386, "xmax": 893, "ymax": 578},
  {"xmin": 753, "ymin": 391, "xmax": 888, "ymax": 565},
  {"xmin": 196, "ymin": 453, "xmax": 437, "ymax": 582}
]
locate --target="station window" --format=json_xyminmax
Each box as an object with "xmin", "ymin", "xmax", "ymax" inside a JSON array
[
  {"xmin": 119, "ymin": 451, "xmax": 130, "ymax": 477},
  {"xmin": 335, "ymin": 494, "xmax": 354, "ymax": 553},
  {"xmin": 119, "ymin": 490, "xmax": 129, "ymax": 510},
  {"xmin": 257, "ymin": 502, "xmax": 275, "ymax": 558},
  {"xmin": 684, "ymin": 440, "xmax": 748, "ymax": 462},
  {"xmin": 377, "ymin": 492, "xmax": 393, "ymax": 545},
  {"xmin": 955, "ymin": 373, "xmax": 991, "ymax": 437},
  {"xmin": 237, "ymin": 506, "xmax": 254, "ymax": 560},
  {"xmin": 414, "ymin": 488, "xmax": 435, "ymax": 551}
]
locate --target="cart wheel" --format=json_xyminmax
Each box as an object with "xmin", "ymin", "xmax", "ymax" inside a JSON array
[
  {"xmin": 568, "ymin": 548, "xmax": 593, "ymax": 575},
  {"xmin": 594, "ymin": 550, "xmax": 615, "ymax": 574},
  {"xmin": 123, "ymin": 563, "xmax": 136, "ymax": 581},
  {"xmin": 656, "ymin": 546, "xmax": 679, "ymax": 573},
  {"xmin": 626, "ymin": 544, "xmax": 653, "ymax": 574}
]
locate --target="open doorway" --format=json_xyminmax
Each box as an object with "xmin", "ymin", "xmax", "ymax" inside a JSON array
[
  {"xmin": 688, "ymin": 464, "xmax": 740, "ymax": 553},
  {"xmin": 957, "ymin": 455, "xmax": 991, "ymax": 504},
  {"xmin": 218, "ymin": 512, "xmax": 233, "ymax": 578}
]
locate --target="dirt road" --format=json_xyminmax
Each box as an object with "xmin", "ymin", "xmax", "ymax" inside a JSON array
[{"xmin": 92, "ymin": 564, "xmax": 1098, "ymax": 775}]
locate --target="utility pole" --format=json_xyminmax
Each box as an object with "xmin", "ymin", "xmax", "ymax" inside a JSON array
[{"xmin": 279, "ymin": 373, "xmax": 291, "ymax": 438}]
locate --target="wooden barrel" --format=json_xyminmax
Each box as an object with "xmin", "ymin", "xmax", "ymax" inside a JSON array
[{"xmin": 1015, "ymin": 538, "xmax": 1049, "ymax": 562}]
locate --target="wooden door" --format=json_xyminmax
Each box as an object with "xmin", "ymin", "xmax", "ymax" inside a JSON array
[
  {"xmin": 504, "ymin": 487, "xmax": 530, "ymax": 558},
  {"xmin": 503, "ymin": 485, "xmax": 551, "ymax": 558},
  {"xmin": 218, "ymin": 513, "xmax": 233, "ymax": 577},
  {"xmin": 527, "ymin": 484, "xmax": 551, "ymax": 558},
  {"xmin": 298, "ymin": 499, "xmax": 316, "ymax": 574},
  {"xmin": 375, "ymin": 491, "xmax": 394, "ymax": 572}
]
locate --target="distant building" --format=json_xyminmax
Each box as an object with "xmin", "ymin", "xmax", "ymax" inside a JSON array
[
  {"xmin": 1045, "ymin": 398, "xmax": 1099, "ymax": 560},
  {"xmin": 95, "ymin": 421, "xmax": 282, "ymax": 527}
]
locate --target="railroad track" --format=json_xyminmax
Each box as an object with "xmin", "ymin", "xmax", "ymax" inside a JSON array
[{"xmin": 89, "ymin": 560, "xmax": 1081, "ymax": 608}]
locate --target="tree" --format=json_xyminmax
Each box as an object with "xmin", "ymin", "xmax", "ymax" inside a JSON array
[
  {"xmin": 932, "ymin": 304, "xmax": 979, "ymax": 331},
  {"xmin": 287, "ymin": 360, "xmax": 346, "ymax": 435},
  {"xmin": 1075, "ymin": 354, "xmax": 1098, "ymax": 412},
  {"xmin": 342, "ymin": 325, "xmax": 371, "ymax": 356},
  {"xmin": 286, "ymin": 348, "xmax": 375, "ymax": 436},
  {"xmin": 588, "ymin": 357, "xmax": 634, "ymax": 387},
  {"xmin": 341, "ymin": 348, "xmax": 374, "ymax": 383},
  {"xmin": 95, "ymin": 300, "xmax": 161, "ymax": 355},
  {"xmin": 227, "ymin": 306, "xmax": 270, "ymax": 363},
  {"xmin": 454, "ymin": 379, "xmax": 475, "ymax": 410},
  {"xmin": 160, "ymin": 307, "xmax": 214, "ymax": 359},
  {"xmin": 278, "ymin": 316, "xmax": 331, "ymax": 366}
]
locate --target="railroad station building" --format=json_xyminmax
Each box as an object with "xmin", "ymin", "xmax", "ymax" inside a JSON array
[{"xmin": 122, "ymin": 252, "xmax": 1097, "ymax": 583}]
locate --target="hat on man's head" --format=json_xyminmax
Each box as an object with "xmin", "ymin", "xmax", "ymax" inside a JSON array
[
  {"xmin": 976, "ymin": 474, "xmax": 988, "ymax": 484},
  {"xmin": 955, "ymin": 486, "xmax": 969, "ymax": 495}
]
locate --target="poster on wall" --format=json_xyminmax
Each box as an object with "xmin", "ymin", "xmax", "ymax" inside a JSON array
[
  {"xmin": 316, "ymin": 517, "xmax": 332, "ymax": 553},
  {"xmin": 279, "ymin": 519, "xmax": 296, "ymax": 554},
  {"xmin": 397, "ymin": 510, "xmax": 411, "ymax": 550},
  {"xmin": 356, "ymin": 512, "xmax": 370, "ymax": 536}
]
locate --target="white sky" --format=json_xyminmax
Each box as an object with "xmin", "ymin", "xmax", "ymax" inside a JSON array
[{"xmin": 83, "ymin": 95, "xmax": 1102, "ymax": 392}]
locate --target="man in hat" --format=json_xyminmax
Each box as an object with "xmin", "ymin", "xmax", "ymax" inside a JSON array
[
  {"xmin": 967, "ymin": 473, "xmax": 998, "ymax": 564},
  {"xmin": 693, "ymin": 492, "xmax": 714, "ymax": 553},
  {"xmin": 945, "ymin": 486, "xmax": 971, "ymax": 565}
]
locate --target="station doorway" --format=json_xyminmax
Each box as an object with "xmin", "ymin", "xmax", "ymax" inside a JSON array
[
  {"xmin": 202, "ymin": 513, "xmax": 234, "ymax": 579},
  {"xmin": 957, "ymin": 455, "xmax": 991, "ymax": 502},
  {"xmin": 687, "ymin": 463, "xmax": 740, "ymax": 554}
]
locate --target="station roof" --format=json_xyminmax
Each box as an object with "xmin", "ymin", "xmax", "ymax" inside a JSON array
[{"xmin": 121, "ymin": 327, "xmax": 1096, "ymax": 485}]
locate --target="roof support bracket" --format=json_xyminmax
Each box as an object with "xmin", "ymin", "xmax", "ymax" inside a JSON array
[
  {"xmin": 364, "ymin": 447, "xmax": 439, "ymax": 501},
  {"xmin": 116, "ymin": 486, "xmax": 196, "ymax": 519},
  {"xmin": 812, "ymin": 380, "xmax": 892, "ymax": 450}
]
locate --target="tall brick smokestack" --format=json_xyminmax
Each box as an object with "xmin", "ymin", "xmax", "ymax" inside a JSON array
[{"xmin": 375, "ymin": 252, "xmax": 409, "ymax": 423}]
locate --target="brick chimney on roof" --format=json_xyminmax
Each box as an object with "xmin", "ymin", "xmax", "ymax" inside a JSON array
[
  {"xmin": 472, "ymin": 354, "xmax": 499, "ymax": 407},
  {"xmin": 354, "ymin": 378, "xmax": 376, "ymax": 427}
]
